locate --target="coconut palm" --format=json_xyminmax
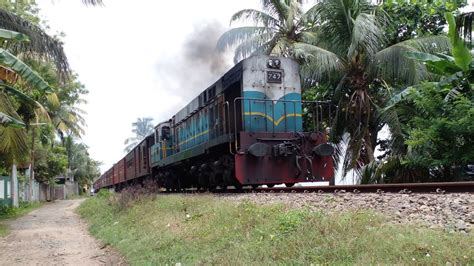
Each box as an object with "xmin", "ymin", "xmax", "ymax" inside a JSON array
[
  {"xmin": 305, "ymin": 0, "xmax": 453, "ymax": 176},
  {"xmin": 0, "ymin": 9, "xmax": 70, "ymax": 79},
  {"xmin": 124, "ymin": 117, "xmax": 154, "ymax": 153},
  {"xmin": 216, "ymin": 0, "xmax": 342, "ymax": 73}
]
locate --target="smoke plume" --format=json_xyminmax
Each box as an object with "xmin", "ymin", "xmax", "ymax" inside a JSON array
[{"xmin": 155, "ymin": 20, "xmax": 232, "ymax": 104}]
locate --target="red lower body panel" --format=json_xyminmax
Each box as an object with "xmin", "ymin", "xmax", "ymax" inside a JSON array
[{"xmin": 235, "ymin": 132, "xmax": 334, "ymax": 185}]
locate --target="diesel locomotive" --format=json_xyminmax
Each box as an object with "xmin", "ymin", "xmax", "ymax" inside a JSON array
[{"xmin": 93, "ymin": 55, "xmax": 335, "ymax": 191}]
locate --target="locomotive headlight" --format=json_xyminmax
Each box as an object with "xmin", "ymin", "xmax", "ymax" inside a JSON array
[
  {"xmin": 312, "ymin": 143, "xmax": 335, "ymax": 157},
  {"xmin": 248, "ymin": 142, "xmax": 270, "ymax": 157},
  {"xmin": 267, "ymin": 58, "xmax": 281, "ymax": 69}
]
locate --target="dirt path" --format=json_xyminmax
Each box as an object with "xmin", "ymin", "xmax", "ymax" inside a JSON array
[{"xmin": 0, "ymin": 199, "xmax": 125, "ymax": 265}]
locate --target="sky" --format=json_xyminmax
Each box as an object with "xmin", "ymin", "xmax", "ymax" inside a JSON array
[{"xmin": 36, "ymin": 0, "xmax": 259, "ymax": 172}]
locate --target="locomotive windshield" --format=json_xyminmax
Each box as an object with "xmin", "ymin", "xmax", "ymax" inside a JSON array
[{"xmin": 161, "ymin": 126, "xmax": 170, "ymax": 140}]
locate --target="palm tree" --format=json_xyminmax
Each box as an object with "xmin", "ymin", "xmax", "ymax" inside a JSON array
[
  {"xmin": 124, "ymin": 117, "xmax": 154, "ymax": 152},
  {"xmin": 305, "ymin": 0, "xmax": 452, "ymax": 176},
  {"xmin": 219, "ymin": 0, "xmax": 452, "ymax": 177},
  {"xmin": 216, "ymin": 0, "xmax": 342, "ymax": 72},
  {"xmin": 0, "ymin": 9, "xmax": 70, "ymax": 79}
]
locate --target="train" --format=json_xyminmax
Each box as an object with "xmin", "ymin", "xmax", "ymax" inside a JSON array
[{"xmin": 93, "ymin": 55, "xmax": 335, "ymax": 192}]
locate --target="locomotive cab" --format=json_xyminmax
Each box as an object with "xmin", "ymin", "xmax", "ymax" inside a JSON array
[{"xmin": 151, "ymin": 121, "xmax": 173, "ymax": 163}]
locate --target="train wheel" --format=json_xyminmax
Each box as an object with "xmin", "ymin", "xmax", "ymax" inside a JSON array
[
  {"xmin": 285, "ymin": 183, "xmax": 295, "ymax": 187},
  {"xmin": 251, "ymin": 184, "xmax": 259, "ymax": 189},
  {"xmin": 267, "ymin": 184, "xmax": 275, "ymax": 188},
  {"xmin": 219, "ymin": 183, "xmax": 227, "ymax": 191}
]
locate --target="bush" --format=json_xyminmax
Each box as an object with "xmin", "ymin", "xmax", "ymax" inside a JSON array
[{"xmin": 107, "ymin": 179, "xmax": 160, "ymax": 211}]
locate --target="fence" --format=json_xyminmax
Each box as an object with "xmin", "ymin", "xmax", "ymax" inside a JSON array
[
  {"xmin": 1, "ymin": 176, "xmax": 79, "ymax": 206},
  {"xmin": 20, "ymin": 182, "xmax": 74, "ymax": 201}
]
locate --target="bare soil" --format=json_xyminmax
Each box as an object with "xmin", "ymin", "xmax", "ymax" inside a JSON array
[{"xmin": 0, "ymin": 199, "xmax": 125, "ymax": 265}]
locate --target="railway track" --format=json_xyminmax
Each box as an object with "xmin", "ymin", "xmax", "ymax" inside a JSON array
[{"xmin": 199, "ymin": 181, "xmax": 474, "ymax": 194}]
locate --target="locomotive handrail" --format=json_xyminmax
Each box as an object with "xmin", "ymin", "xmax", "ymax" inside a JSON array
[
  {"xmin": 224, "ymin": 101, "xmax": 234, "ymax": 155},
  {"xmin": 232, "ymin": 97, "xmax": 334, "ymax": 153}
]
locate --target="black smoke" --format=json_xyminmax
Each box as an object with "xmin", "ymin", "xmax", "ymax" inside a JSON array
[{"xmin": 154, "ymin": 20, "xmax": 231, "ymax": 102}]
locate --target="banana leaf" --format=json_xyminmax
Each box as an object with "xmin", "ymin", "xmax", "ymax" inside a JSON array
[
  {"xmin": 405, "ymin": 51, "xmax": 461, "ymax": 75},
  {"xmin": 0, "ymin": 48, "xmax": 52, "ymax": 93},
  {"xmin": 0, "ymin": 29, "xmax": 29, "ymax": 42},
  {"xmin": 446, "ymin": 12, "xmax": 472, "ymax": 72}
]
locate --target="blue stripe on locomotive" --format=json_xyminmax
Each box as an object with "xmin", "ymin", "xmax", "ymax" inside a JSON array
[
  {"xmin": 242, "ymin": 91, "xmax": 303, "ymax": 132},
  {"xmin": 177, "ymin": 110, "xmax": 210, "ymax": 151}
]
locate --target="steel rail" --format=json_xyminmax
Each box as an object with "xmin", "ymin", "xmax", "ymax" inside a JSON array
[{"xmin": 191, "ymin": 181, "xmax": 474, "ymax": 194}]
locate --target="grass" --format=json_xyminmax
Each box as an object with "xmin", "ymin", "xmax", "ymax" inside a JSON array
[
  {"xmin": 0, "ymin": 201, "xmax": 43, "ymax": 237},
  {"xmin": 78, "ymin": 191, "xmax": 473, "ymax": 265}
]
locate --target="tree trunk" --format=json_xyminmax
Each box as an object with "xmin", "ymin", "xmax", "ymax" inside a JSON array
[
  {"xmin": 29, "ymin": 127, "xmax": 36, "ymax": 202},
  {"xmin": 11, "ymin": 164, "xmax": 18, "ymax": 207}
]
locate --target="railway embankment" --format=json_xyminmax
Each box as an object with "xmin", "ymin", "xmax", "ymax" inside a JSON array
[
  {"xmin": 222, "ymin": 191, "xmax": 474, "ymax": 233},
  {"xmin": 78, "ymin": 190, "xmax": 473, "ymax": 264}
]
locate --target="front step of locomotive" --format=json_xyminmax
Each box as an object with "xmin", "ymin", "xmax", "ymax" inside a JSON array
[{"xmin": 234, "ymin": 131, "xmax": 334, "ymax": 186}]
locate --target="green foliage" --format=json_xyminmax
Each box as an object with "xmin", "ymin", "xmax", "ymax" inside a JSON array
[
  {"xmin": 0, "ymin": 111, "xmax": 24, "ymax": 127},
  {"xmin": 0, "ymin": 2, "xmax": 96, "ymax": 184},
  {"xmin": 78, "ymin": 195, "xmax": 474, "ymax": 264},
  {"xmin": 34, "ymin": 145, "xmax": 67, "ymax": 183},
  {"xmin": 403, "ymin": 84, "xmax": 473, "ymax": 180},
  {"xmin": 65, "ymin": 136, "xmax": 101, "ymax": 187},
  {"xmin": 0, "ymin": 0, "xmax": 41, "ymax": 24},
  {"xmin": 382, "ymin": 0, "xmax": 466, "ymax": 45},
  {"xmin": 446, "ymin": 12, "xmax": 472, "ymax": 71},
  {"xmin": 373, "ymin": 11, "xmax": 474, "ymax": 182},
  {"xmin": 96, "ymin": 189, "xmax": 112, "ymax": 199}
]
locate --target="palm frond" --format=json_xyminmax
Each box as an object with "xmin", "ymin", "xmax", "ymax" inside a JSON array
[
  {"xmin": 0, "ymin": 124, "xmax": 28, "ymax": 163},
  {"xmin": 233, "ymin": 32, "xmax": 276, "ymax": 63},
  {"xmin": 0, "ymin": 111, "xmax": 25, "ymax": 128},
  {"xmin": 0, "ymin": 83, "xmax": 50, "ymax": 122},
  {"xmin": 46, "ymin": 92, "xmax": 60, "ymax": 108},
  {"xmin": 51, "ymin": 104, "xmax": 86, "ymax": 137},
  {"xmin": 359, "ymin": 160, "xmax": 381, "ymax": 184},
  {"xmin": 372, "ymin": 36, "xmax": 451, "ymax": 85},
  {"xmin": 216, "ymin": 26, "xmax": 273, "ymax": 51},
  {"xmin": 299, "ymin": 2, "xmax": 320, "ymax": 26},
  {"xmin": 348, "ymin": 13, "xmax": 385, "ymax": 59},
  {"xmin": 294, "ymin": 42, "xmax": 345, "ymax": 80},
  {"xmin": 0, "ymin": 9, "xmax": 70, "ymax": 79},
  {"xmin": 230, "ymin": 9, "xmax": 280, "ymax": 28},
  {"xmin": 284, "ymin": 0, "xmax": 303, "ymax": 30},
  {"xmin": 261, "ymin": 0, "xmax": 290, "ymax": 22},
  {"xmin": 82, "ymin": 0, "xmax": 104, "ymax": 6}
]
